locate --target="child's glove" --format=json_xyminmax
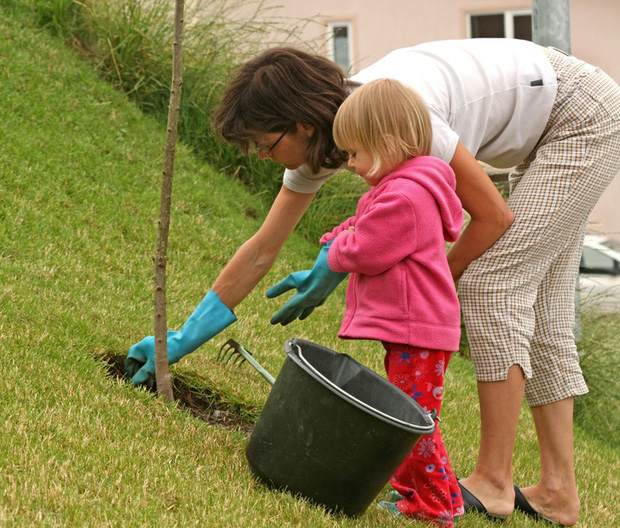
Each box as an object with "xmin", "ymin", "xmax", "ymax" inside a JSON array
[
  {"xmin": 124, "ymin": 289, "xmax": 237, "ymax": 387},
  {"xmin": 266, "ymin": 241, "xmax": 348, "ymax": 325}
]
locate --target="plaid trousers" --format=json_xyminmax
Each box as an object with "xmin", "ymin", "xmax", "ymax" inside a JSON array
[{"xmin": 460, "ymin": 48, "xmax": 620, "ymax": 406}]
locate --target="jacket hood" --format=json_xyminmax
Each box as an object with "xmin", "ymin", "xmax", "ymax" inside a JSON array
[{"xmin": 378, "ymin": 156, "xmax": 462, "ymax": 242}]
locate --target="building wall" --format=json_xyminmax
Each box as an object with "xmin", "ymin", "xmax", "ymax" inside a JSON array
[
  {"xmin": 224, "ymin": 0, "xmax": 620, "ymax": 239},
  {"xmin": 569, "ymin": 0, "xmax": 620, "ymax": 240}
]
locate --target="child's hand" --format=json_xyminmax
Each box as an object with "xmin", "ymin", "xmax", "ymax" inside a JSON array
[{"xmin": 337, "ymin": 227, "xmax": 355, "ymax": 237}]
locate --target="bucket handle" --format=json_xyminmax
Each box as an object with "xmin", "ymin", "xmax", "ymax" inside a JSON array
[{"xmin": 294, "ymin": 345, "xmax": 435, "ymax": 433}]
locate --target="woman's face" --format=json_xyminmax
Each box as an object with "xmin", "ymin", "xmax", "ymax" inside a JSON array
[{"xmin": 254, "ymin": 123, "xmax": 313, "ymax": 170}]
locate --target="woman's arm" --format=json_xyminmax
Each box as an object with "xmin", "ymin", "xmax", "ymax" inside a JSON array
[
  {"xmin": 212, "ymin": 185, "xmax": 316, "ymax": 309},
  {"xmin": 448, "ymin": 141, "xmax": 514, "ymax": 280},
  {"xmin": 125, "ymin": 184, "xmax": 315, "ymax": 385}
]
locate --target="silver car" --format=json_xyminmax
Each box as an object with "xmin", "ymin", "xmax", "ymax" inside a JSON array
[{"xmin": 578, "ymin": 235, "xmax": 620, "ymax": 313}]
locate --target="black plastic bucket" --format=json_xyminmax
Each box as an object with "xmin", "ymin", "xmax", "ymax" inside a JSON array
[{"xmin": 245, "ymin": 338, "xmax": 436, "ymax": 517}]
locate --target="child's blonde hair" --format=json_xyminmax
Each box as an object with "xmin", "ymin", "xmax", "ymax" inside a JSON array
[{"xmin": 333, "ymin": 78, "xmax": 432, "ymax": 176}]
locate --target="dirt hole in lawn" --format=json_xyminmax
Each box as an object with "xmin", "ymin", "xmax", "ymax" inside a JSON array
[{"xmin": 101, "ymin": 353, "xmax": 255, "ymax": 435}]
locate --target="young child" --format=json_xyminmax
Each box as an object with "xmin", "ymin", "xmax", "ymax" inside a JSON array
[{"xmin": 320, "ymin": 78, "xmax": 464, "ymax": 527}]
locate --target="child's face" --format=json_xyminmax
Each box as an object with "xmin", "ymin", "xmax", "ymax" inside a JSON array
[{"xmin": 346, "ymin": 145, "xmax": 391, "ymax": 186}]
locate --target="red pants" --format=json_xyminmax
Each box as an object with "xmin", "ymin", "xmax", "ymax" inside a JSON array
[{"xmin": 383, "ymin": 343, "xmax": 464, "ymax": 527}]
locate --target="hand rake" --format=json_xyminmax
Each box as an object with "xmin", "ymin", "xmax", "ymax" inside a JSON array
[{"xmin": 218, "ymin": 338, "xmax": 275, "ymax": 386}]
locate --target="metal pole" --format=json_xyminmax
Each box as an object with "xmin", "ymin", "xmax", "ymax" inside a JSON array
[{"xmin": 532, "ymin": 0, "xmax": 571, "ymax": 54}]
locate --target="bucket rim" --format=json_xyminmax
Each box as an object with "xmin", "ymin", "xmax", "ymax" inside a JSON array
[{"xmin": 286, "ymin": 340, "xmax": 436, "ymax": 435}]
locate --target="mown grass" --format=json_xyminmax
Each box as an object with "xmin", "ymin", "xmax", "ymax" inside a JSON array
[{"xmin": 1, "ymin": 8, "xmax": 618, "ymax": 528}]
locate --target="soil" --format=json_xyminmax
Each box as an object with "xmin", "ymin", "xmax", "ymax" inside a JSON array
[{"xmin": 101, "ymin": 354, "xmax": 255, "ymax": 435}]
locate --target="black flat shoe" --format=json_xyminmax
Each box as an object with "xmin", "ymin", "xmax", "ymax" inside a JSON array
[
  {"xmin": 513, "ymin": 484, "xmax": 562, "ymax": 525},
  {"xmin": 458, "ymin": 481, "xmax": 507, "ymax": 521}
]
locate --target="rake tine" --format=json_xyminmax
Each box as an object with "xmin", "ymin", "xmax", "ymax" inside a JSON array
[
  {"xmin": 217, "ymin": 338, "xmax": 275, "ymax": 386},
  {"xmin": 217, "ymin": 339, "xmax": 247, "ymax": 366},
  {"xmin": 230, "ymin": 352, "xmax": 247, "ymax": 367},
  {"xmin": 218, "ymin": 340, "xmax": 236, "ymax": 362},
  {"xmin": 216, "ymin": 342, "xmax": 231, "ymax": 363}
]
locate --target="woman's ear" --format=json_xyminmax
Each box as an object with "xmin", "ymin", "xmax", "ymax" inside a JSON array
[{"xmin": 298, "ymin": 123, "xmax": 315, "ymax": 137}]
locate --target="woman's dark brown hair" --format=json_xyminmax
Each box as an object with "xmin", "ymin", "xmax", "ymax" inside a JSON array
[{"xmin": 214, "ymin": 47, "xmax": 350, "ymax": 173}]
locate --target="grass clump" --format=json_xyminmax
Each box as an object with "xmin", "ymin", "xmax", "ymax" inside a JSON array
[
  {"xmin": 8, "ymin": 0, "xmax": 363, "ymax": 242},
  {"xmin": 574, "ymin": 311, "xmax": 620, "ymax": 446}
]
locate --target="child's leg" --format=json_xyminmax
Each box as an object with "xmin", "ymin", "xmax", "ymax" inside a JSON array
[{"xmin": 383, "ymin": 342, "xmax": 464, "ymax": 527}]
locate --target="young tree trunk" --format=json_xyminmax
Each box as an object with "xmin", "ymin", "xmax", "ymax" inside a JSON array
[{"xmin": 154, "ymin": 0, "xmax": 185, "ymax": 402}]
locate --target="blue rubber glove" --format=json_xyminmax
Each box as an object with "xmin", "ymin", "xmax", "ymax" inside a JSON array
[
  {"xmin": 266, "ymin": 241, "xmax": 348, "ymax": 325},
  {"xmin": 124, "ymin": 289, "xmax": 237, "ymax": 387}
]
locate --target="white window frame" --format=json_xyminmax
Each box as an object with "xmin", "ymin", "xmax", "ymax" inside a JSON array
[
  {"xmin": 466, "ymin": 9, "xmax": 532, "ymax": 39},
  {"xmin": 326, "ymin": 21, "xmax": 353, "ymax": 72}
]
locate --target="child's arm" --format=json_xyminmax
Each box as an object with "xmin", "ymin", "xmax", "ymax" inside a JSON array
[{"xmin": 327, "ymin": 188, "xmax": 418, "ymax": 276}]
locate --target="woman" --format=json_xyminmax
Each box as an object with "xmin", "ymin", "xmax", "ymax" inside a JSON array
[{"xmin": 126, "ymin": 40, "xmax": 620, "ymax": 525}]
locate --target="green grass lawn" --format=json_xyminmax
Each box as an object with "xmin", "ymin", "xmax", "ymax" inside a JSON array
[{"xmin": 1, "ymin": 12, "xmax": 618, "ymax": 527}]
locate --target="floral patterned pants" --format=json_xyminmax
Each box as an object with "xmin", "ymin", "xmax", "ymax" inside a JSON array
[{"xmin": 383, "ymin": 342, "xmax": 464, "ymax": 527}]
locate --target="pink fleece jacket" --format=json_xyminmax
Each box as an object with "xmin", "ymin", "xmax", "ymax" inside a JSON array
[{"xmin": 320, "ymin": 156, "xmax": 463, "ymax": 351}]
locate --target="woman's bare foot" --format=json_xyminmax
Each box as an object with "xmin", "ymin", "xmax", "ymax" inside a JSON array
[
  {"xmin": 515, "ymin": 484, "xmax": 580, "ymax": 526},
  {"xmin": 458, "ymin": 475, "xmax": 515, "ymax": 519}
]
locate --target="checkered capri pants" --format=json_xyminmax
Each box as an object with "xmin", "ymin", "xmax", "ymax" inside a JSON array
[{"xmin": 459, "ymin": 48, "xmax": 620, "ymax": 407}]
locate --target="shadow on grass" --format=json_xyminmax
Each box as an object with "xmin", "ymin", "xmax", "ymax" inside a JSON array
[{"xmin": 100, "ymin": 353, "xmax": 256, "ymax": 435}]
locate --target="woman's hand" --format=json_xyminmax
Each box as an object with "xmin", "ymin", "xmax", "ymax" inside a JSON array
[
  {"xmin": 124, "ymin": 290, "xmax": 237, "ymax": 387},
  {"xmin": 266, "ymin": 241, "xmax": 348, "ymax": 325}
]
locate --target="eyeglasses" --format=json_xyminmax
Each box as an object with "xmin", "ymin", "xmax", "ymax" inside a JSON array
[{"xmin": 256, "ymin": 130, "xmax": 287, "ymax": 155}]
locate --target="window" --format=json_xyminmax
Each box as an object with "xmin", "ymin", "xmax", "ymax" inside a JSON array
[
  {"xmin": 468, "ymin": 10, "xmax": 532, "ymax": 40},
  {"xmin": 327, "ymin": 22, "xmax": 353, "ymax": 72}
]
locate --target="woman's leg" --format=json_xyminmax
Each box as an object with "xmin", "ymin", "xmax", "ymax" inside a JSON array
[
  {"xmin": 458, "ymin": 365, "xmax": 524, "ymax": 517},
  {"xmin": 516, "ymin": 224, "xmax": 585, "ymax": 525},
  {"xmin": 525, "ymin": 398, "xmax": 580, "ymax": 526},
  {"xmin": 384, "ymin": 343, "xmax": 463, "ymax": 527}
]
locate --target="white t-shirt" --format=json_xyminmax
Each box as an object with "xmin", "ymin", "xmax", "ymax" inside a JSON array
[{"xmin": 284, "ymin": 38, "xmax": 558, "ymax": 194}]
